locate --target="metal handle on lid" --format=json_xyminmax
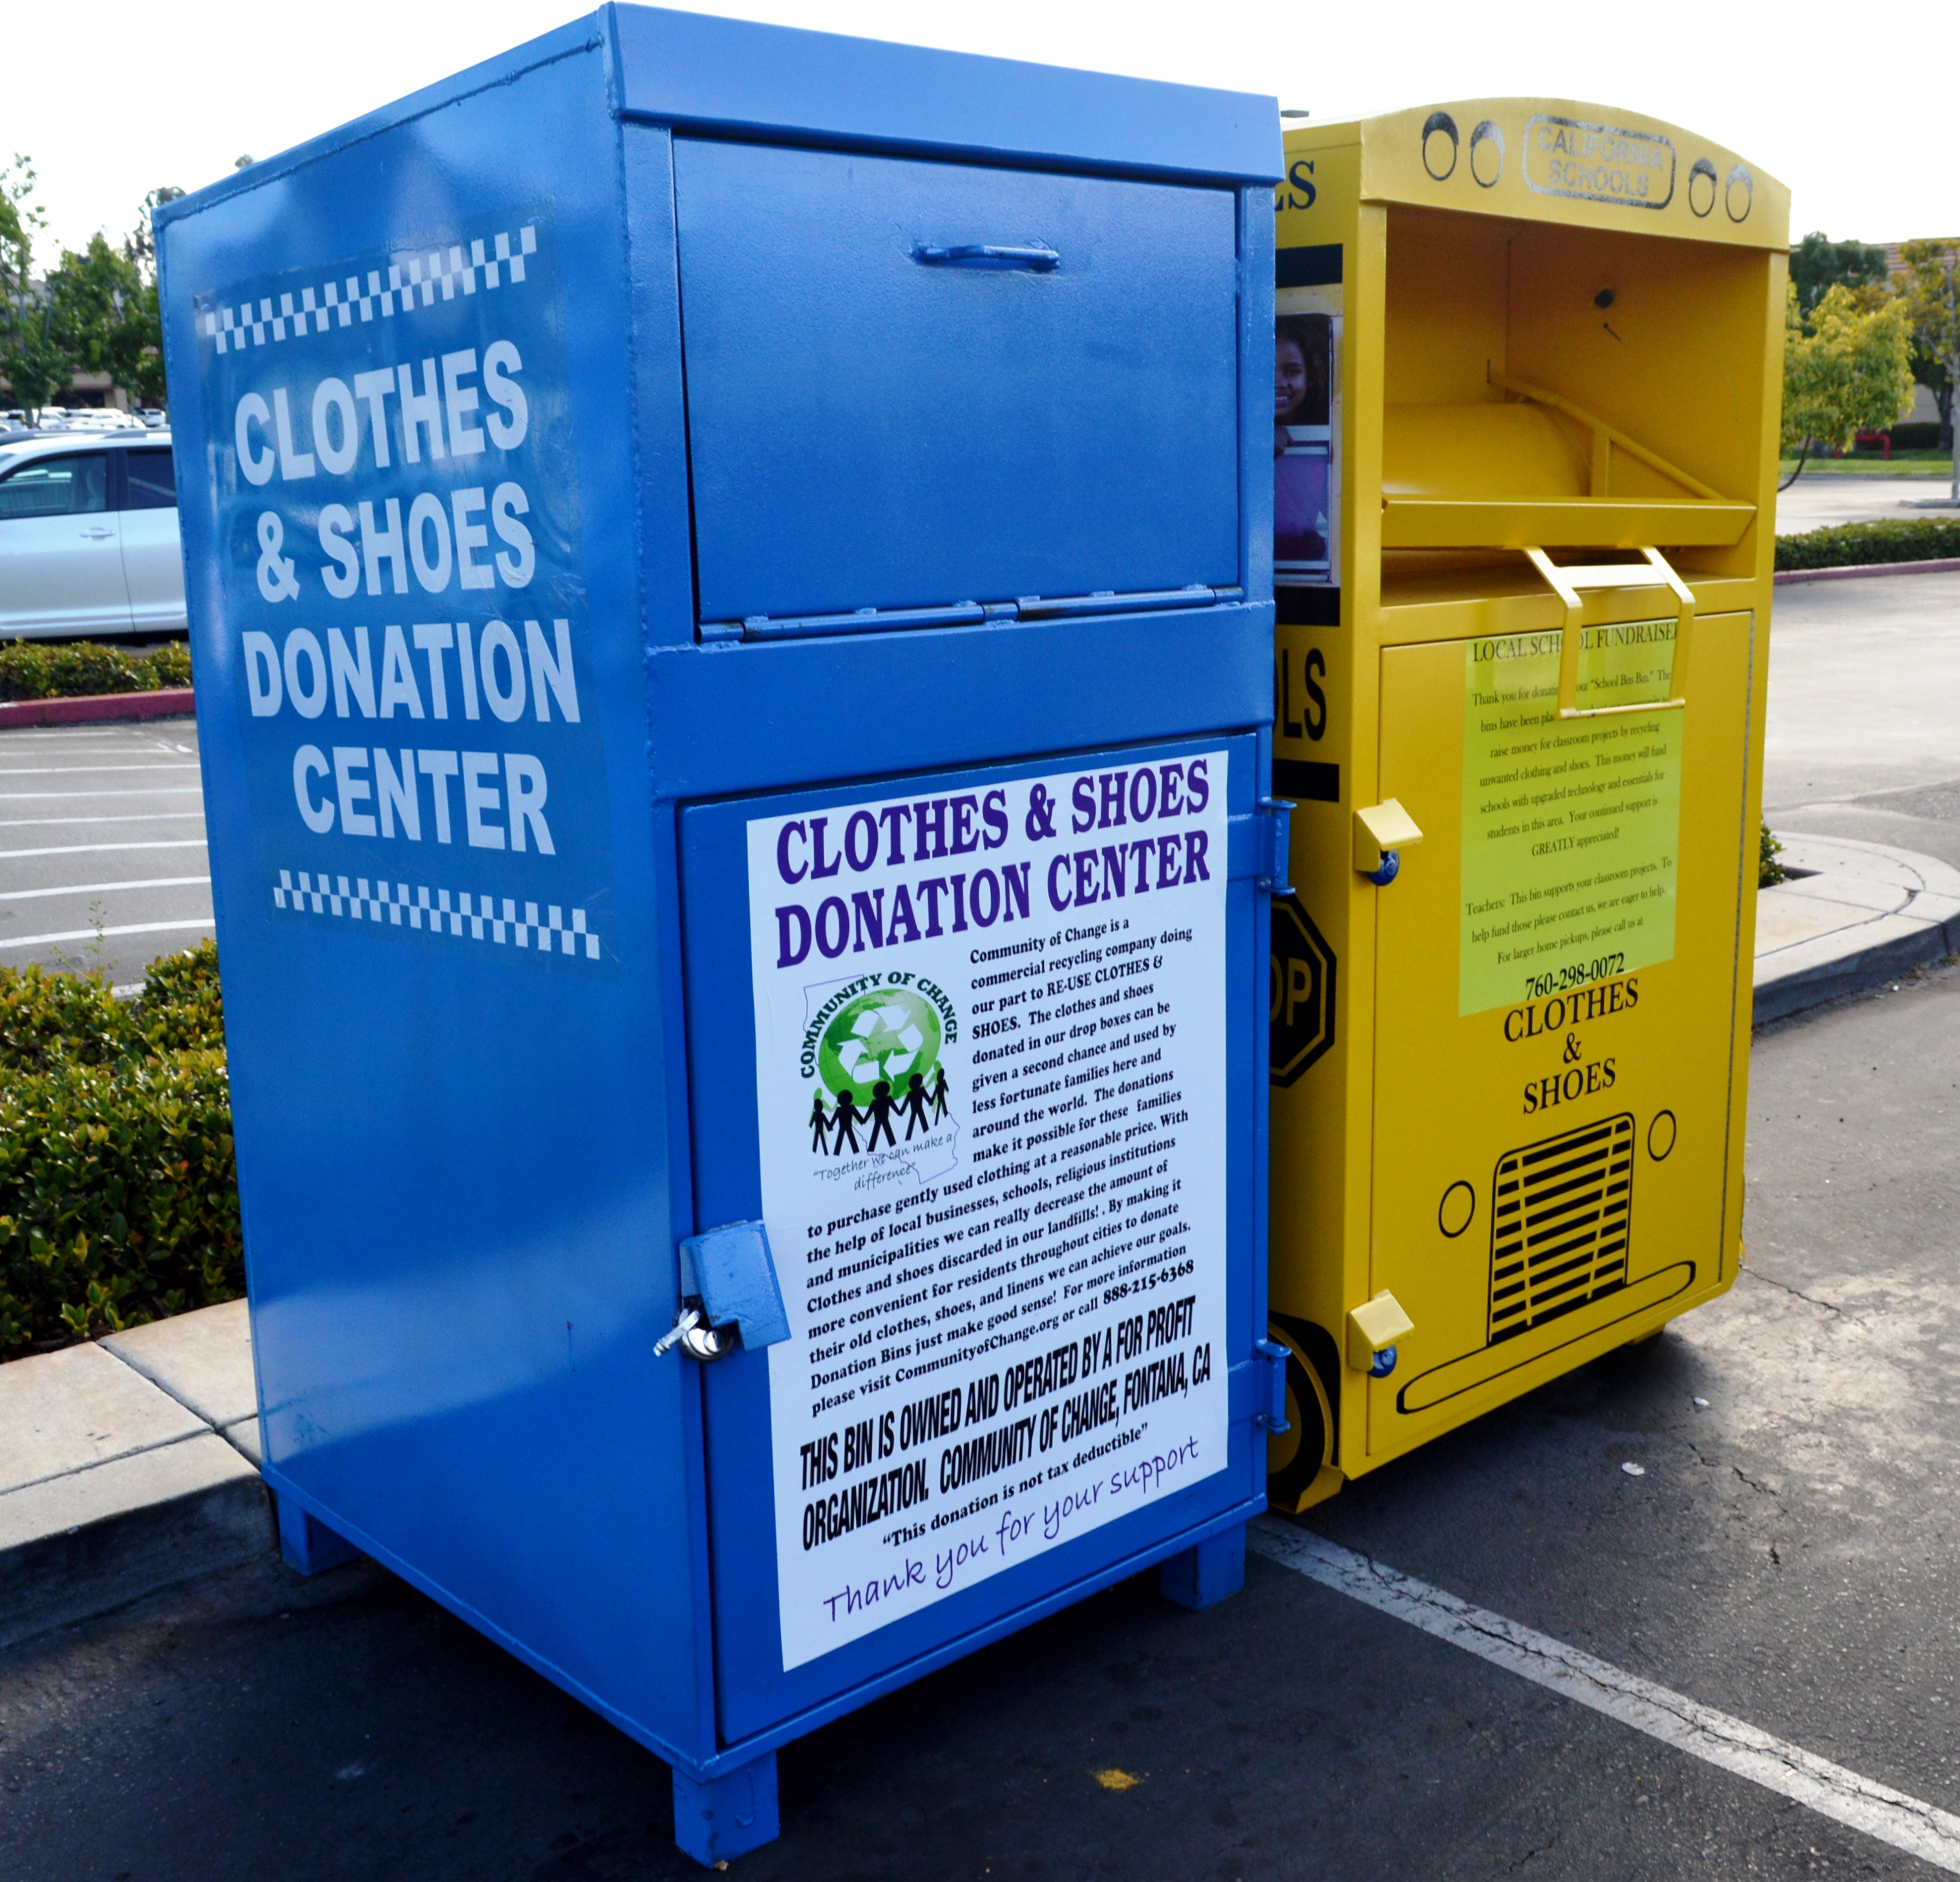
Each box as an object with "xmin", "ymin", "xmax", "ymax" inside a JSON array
[
  {"xmin": 912, "ymin": 243, "xmax": 1060, "ymax": 272},
  {"xmin": 1523, "ymin": 546, "xmax": 1694, "ymax": 720}
]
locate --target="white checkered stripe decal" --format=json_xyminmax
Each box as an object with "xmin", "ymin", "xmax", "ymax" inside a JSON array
[
  {"xmin": 201, "ymin": 227, "xmax": 537, "ymax": 354},
  {"xmin": 275, "ymin": 868, "xmax": 601, "ymax": 960}
]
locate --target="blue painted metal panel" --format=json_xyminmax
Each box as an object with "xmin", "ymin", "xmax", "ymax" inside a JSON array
[
  {"xmin": 677, "ymin": 140, "xmax": 1239, "ymax": 624},
  {"xmin": 154, "ymin": 1, "xmax": 1279, "ymax": 1826},
  {"xmin": 609, "ymin": 5, "xmax": 1279, "ymax": 182},
  {"xmin": 679, "ymin": 736, "xmax": 1265, "ymax": 1744},
  {"xmin": 619, "ymin": 123, "xmax": 699, "ymax": 654},
  {"xmin": 156, "ymin": 36, "xmax": 707, "ymax": 1764},
  {"xmin": 643, "ymin": 604, "xmax": 1272, "ymax": 802}
]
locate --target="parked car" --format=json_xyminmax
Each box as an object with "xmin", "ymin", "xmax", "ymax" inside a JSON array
[
  {"xmin": 0, "ymin": 431, "xmax": 184, "ymax": 637},
  {"xmin": 41, "ymin": 407, "xmax": 147, "ymax": 432}
]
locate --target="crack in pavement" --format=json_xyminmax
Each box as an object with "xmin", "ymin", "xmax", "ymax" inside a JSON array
[{"xmin": 1740, "ymin": 1265, "xmax": 1869, "ymax": 1327}]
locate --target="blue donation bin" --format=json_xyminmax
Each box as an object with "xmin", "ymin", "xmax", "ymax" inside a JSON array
[{"xmin": 156, "ymin": 8, "xmax": 1282, "ymax": 1863}]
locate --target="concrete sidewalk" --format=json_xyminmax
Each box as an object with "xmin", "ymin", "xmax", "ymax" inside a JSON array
[
  {"xmin": 0, "ymin": 1299, "xmax": 269, "ymax": 1650},
  {"xmin": 1, "ymin": 835, "xmax": 1950, "ymax": 1651},
  {"xmin": 1754, "ymin": 833, "xmax": 1960, "ymax": 1025}
]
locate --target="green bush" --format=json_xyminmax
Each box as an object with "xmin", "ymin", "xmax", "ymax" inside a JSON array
[
  {"xmin": 1776, "ymin": 519, "xmax": 1960, "ymax": 572},
  {"xmin": 131, "ymin": 941, "xmax": 226, "ymax": 1056},
  {"xmin": 0, "ymin": 964, "xmax": 131, "ymax": 1071},
  {"xmin": 0, "ymin": 941, "xmax": 239, "ymax": 1356},
  {"xmin": 1760, "ymin": 821, "xmax": 1785, "ymax": 888},
  {"xmin": 0, "ymin": 639, "xmax": 193, "ymax": 702}
]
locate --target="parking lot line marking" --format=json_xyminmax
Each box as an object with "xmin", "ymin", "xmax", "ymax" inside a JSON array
[
  {"xmin": 0, "ymin": 813, "xmax": 208, "ymax": 830},
  {"xmin": 0, "ymin": 875, "xmax": 211, "ymax": 902},
  {"xmin": 0, "ymin": 764, "xmax": 203, "ymax": 776},
  {"xmin": 0, "ymin": 730, "xmax": 165, "ymax": 741},
  {"xmin": 0, "ymin": 788, "xmax": 204, "ymax": 801},
  {"xmin": 0, "ymin": 919, "xmax": 213, "ymax": 951},
  {"xmin": 1252, "ymin": 1521, "xmax": 1960, "ymax": 1874},
  {"xmin": 0, "ymin": 840, "xmax": 207, "ymax": 859}
]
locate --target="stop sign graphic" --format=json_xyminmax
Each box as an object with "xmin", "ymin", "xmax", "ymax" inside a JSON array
[{"xmin": 1270, "ymin": 893, "xmax": 1336, "ymax": 1086}]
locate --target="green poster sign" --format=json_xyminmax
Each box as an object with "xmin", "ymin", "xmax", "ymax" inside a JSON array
[{"xmin": 1459, "ymin": 623, "xmax": 1683, "ymax": 1017}]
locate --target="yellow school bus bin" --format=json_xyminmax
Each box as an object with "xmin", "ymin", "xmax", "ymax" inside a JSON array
[{"xmin": 1264, "ymin": 103, "xmax": 1788, "ymax": 1510}]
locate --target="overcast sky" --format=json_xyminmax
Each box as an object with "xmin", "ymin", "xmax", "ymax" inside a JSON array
[{"xmin": 10, "ymin": 0, "xmax": 1949, "ymax": 260}]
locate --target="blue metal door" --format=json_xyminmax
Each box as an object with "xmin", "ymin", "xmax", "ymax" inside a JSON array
[
  {"xmin": 674, "ymin": 140, "xmax": 1241, "ymax": 628},
  {"xmin": 679, "ymin": 735, "xmax": 1265, "ymax": 1746}
]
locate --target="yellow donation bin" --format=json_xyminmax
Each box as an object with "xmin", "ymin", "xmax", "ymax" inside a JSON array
[{"xmin": 1264, "ymin": 102, "xmax": 1787, "ymax": 1511}]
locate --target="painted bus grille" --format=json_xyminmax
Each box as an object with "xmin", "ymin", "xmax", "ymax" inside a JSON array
[{"xmin": 1487, "ymin": 1113, "xmax": 1635, "ymax": 1342}]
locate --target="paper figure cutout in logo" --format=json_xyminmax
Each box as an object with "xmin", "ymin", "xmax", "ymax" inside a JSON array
[{"xmin": 807, "ymin": 987, "xmax": 950, "ymax": 1157}]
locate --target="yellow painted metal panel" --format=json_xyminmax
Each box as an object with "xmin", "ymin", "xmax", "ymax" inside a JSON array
[
  {"xmin": 1264, "ymin": 100, "xmax": 1782, "ymax": 1508},
  {"xmin": 1362, "ymin": 615, "xmax": 1751, "ymax": 1462},
  {"xmin": 1381, "ymin": 499, "xmax": 1754, "ymax": 551},
  {"xmin": 1314, "ymin": 101, "xmax": 1788, "ymax": 250}
]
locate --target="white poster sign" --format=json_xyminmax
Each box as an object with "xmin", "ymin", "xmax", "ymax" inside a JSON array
[{"xmin": 744, "ymin": 754, "xmax": 1232, "ymax": 1669}]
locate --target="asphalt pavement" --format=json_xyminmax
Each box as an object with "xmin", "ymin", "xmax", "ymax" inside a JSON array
[
  {"xmin": 1764, "ymin": 570, "xmax": 1960, "ymax": 874},
  {"xmin": 3, "ymin": 965, "xmax": 1957, "ymax": 1879},
  {"xmin": 1775, "ymin": 473, "xmax": 1959, "ymax": 535},
  {"xmin": 4, "ymin": 575, "xmax": 1958, "ymax": 1877},
  {"xmin": 0, "ymin": 716, "xmax": 212, "ymax": 989}
]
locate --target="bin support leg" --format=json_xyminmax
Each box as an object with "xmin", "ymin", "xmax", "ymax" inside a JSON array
[
  {"xmin": 673, "ymin": 1752, "xmax": 779, "ymax": 1866},
  {"xmin": 275, "ymin": 1494, "xmax": 361, "ymax": 1576},
  {"xmin": 1159, "ymin": 1523, "xmax": 1245, "ymax": 1611}
]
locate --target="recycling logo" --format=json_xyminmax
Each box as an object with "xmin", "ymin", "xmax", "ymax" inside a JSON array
[{"xmin": 820, "ymin": 988, "xmax": 943, "ymax": 1106}]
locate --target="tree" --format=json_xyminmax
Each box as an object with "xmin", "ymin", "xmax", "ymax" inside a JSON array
[
  {"xmin": 1789, "ymin": 231, "xmax": 1890, "ymax": 317},
  {"xmin": 0, "ymin": 164, "xmax": 182, "ymax": 418},
  {"xmin": 1899, "ymin": 239, "xmax": 1960, "ymax": 462},
  {"xmin": 1780, "ymin": 283, "xmax": 1917, "ymax": 487},
  {"xmin": 46, "ymin": 234, "xmax": 140, "ymax": 377},
  {"xmin": 103, "ymin": 276, "xmax": 165, "ymax": 407},
  {"xmin": 44, "ymin": 232, "xmax": 168, "ymax": 411},
  {"xmin": 0, "ymin": 154, "xmax": 66, "ymax": 420},
  {"xmin": 109, "ymin": 186, "xmax": 182, "ymax": 408},
  {"xmin": 122, "ymin": 184, "xmax": 184, "ymax": 283}
]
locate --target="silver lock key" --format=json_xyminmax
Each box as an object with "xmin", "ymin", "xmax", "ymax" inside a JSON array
[{"xmin": 654, "ymin": 1298, "xmax": 739, "ymax": 1363}]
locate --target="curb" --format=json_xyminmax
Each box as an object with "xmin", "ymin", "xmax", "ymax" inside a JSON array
[
  {"xmin": 0, "ymin": 1446, "xmax": 270, "ymax": 1652},
  {"xmin": 1774, "ymin": 557, "xmax": 1960, "ymax": 586},
  {"xmin": 1, "ymin": 842, "xmax": 1954, "ymax": 1652},
  {"xmin": 0, "ymin": 689, "xmax": 195, "ymax": 730},
  {"xmin": 0, "ymin": 1303, "xmax": 276, "ymax": 1652},
  {"xmin": 1752, "ymin": 834, "xmax": 1960, "ymax": 1026}
]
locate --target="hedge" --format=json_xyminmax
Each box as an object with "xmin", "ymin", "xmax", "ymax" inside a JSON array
[
  {"xmin": 0, "ymin": 639, "xmax": 192, "ymax": 703},
  {"xmin": 0, "ymin": 941, "xmax": 240, "ymax": 1356},
  {"xmin": 1776, "ymin": 518, "xmax": 1960, "ymax": 572},
  {"xmin": 1760, "ymin": 822, "xmax": 1785, "ymax": 888}
]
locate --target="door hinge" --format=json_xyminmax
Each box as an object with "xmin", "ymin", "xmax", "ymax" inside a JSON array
[
  {"xmin": 1254, "ymin": 1337, "xmax": 1291, "ymax": 1433},
  {"xmin": 1257, "ymin": 797, "xmax": 1294, "ymax": 897}
]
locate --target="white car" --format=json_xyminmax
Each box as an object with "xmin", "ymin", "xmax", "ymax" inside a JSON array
[
  {"xmin": 0, "ymin": 431, "xmax": 186, "ymax": 637},
  {"xmin": 51, "ymin": 409, "xmax": 148, "ymax": 431}
]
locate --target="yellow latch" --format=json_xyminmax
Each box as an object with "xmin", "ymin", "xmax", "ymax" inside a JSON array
[
  {"xmin": 1346, "ymin": 1291, "xmax": 1414, "ymax": 1373},
  {"xmin": 1354, "ymin": 800, "xmax": 1423, "ymax": 883}
]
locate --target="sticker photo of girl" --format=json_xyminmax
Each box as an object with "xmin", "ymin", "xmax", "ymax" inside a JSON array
[{"xmin": 1274, "ymin": 313, "xmax": 1332, "ymax": 581}]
